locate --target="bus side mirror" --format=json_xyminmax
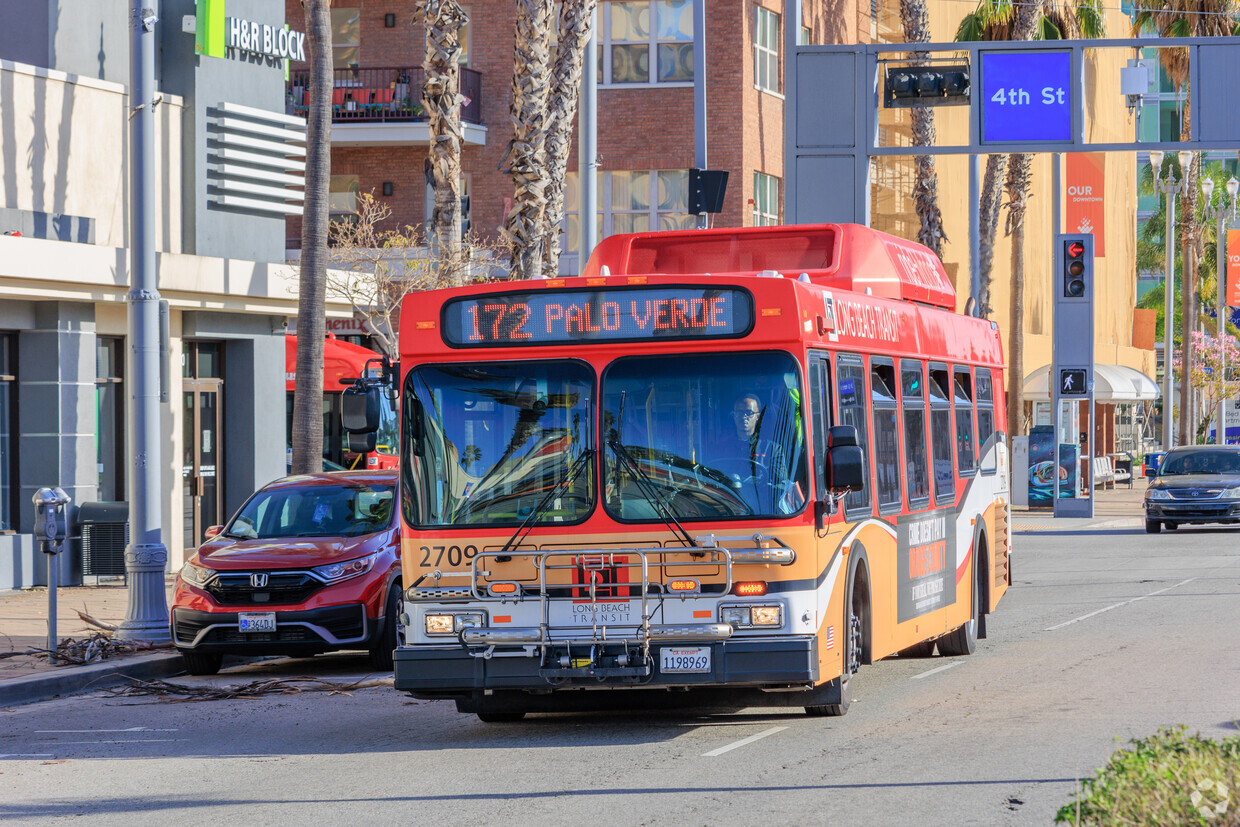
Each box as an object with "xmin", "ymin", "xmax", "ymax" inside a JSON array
[
  {"xmin": 406, "ymin": 397, "xmax": 424, "ymax": 444},
  {"xmin": 825, "ymin": 425, "xmax": 865, "ymax": 492},
  {"xmin": 343, "ymin": 385, "xmax": 381, "ymax": 433},
  {"xmin": 348, "ymin": 432, "xmax": 377, "ymax": 453}
]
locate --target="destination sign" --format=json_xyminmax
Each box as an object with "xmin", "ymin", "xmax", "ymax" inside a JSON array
[{"xmin": 442, "ymin": 287, "xmax": 753, "ymax": 347}]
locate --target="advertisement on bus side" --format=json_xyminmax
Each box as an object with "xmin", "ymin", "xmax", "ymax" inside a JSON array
[{"xmin": 897, "ymin": 508, "xmax": 957, "ymax": 622}]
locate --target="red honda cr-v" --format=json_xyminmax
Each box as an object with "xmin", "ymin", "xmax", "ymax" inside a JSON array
[{"xmin": 170, "ymin": 470, "xmax": 402, "ymax": 675}]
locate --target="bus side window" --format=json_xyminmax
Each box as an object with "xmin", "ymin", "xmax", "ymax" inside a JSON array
[
  {"xmin": 900, "ymin": 360, "xmax": 930, "ymax": 509},
  {"xmin": 928, "ymin": 365, "xmax": 955, "ymax": 504},
  {"xmin": 809, "ymin": 352, "xmax": 830, "ymax": 503},
  {"xmin": 871, "ymin": 359, "xmax": 901, "ymax": 512},
  {"xmin": 976, "ymin": 370, "xmax": 997, "ymax": 474},
  {"xmin": 953, "ymin": 367, "xmax": 976, "ymax": 476},
  {"xmin": 835, "ymin": 355, "xmax": 872, "ymax": 517}
]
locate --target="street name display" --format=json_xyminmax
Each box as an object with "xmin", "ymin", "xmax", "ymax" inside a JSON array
[{"xmin": 981, "ymin": 50, "xmax": 1072, "ymax": 144}]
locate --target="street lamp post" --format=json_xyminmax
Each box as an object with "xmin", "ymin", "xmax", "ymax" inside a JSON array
[
  {"xmin": 1149, "ymin": 150, "xmax": 1192, "ymax": 450},
  {"xmin": 1200, "ymin": 174, "xmax": 1240, "ymax": 444}
]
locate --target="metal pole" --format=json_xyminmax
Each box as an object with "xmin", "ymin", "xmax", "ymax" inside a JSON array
[
  {"xmin": 1218, "ymin": 206, "xmax": 1226, "ymax": 444},
  {"xmin": 578, "ymin": 6, "xmax": 598, "ymax": 271},
  {"xmin": 968, "ymin": 154, "xmax": 980, "ymax": 313},
  {"xmin": 118, "ymin": 1, "xmax": 170, "ymax": 643},
  {"xmin": 1163, "ymin": 175, "xmax": 1176, "ymax": 451},
  {"xmin": 693, "ymin": 0, "xmax": 707, "ymax": 229},
  {"xmin": 47, "ymin": 549, "xmax": 57, "ymax": 661}
]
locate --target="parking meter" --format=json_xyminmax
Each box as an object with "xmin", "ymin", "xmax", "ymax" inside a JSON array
[
  {"xmin": 32, "ymin": 487, "xmax": 71, "ymax": 661},
  {"xmin": 33, "ymin": 487, "xmax": 70, "ymax": 554}
]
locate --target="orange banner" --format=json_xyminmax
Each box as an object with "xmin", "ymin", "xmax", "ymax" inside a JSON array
[
  {"xmin": 1066, "ymin": 154, "xmax": 1105, "ymax": 257},
  {"xmin": 1228, "ymin": 229, "xmax": 1240, "ymax": 307}
]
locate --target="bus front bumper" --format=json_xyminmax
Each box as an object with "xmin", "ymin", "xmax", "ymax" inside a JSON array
[{"xmin": 393, "ymin": 635, "xmax": 819, "ymax": 697}]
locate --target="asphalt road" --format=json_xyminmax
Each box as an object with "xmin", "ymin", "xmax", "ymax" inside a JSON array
[{"xmin": 2, "ymin": 523, "xmax": 1238, "ymax": 826}]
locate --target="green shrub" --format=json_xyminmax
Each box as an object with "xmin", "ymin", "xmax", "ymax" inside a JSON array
[{"xmin": 1056, "ymin": 726, "xmax": 1240, "ymax": 826}]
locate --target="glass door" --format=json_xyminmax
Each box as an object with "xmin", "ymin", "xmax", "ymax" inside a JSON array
[{"xmin": 183, "ymin": 342, "xmax": 223, "ymax": 549}]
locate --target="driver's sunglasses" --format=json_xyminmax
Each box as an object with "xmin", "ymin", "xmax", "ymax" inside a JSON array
[{"xmin": 732, "ymin": 410, "xmax": 759, "ymax": 420}]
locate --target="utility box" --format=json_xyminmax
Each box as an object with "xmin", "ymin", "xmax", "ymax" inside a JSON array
[{"xmin": 77, "ymin": 502, "xmax": 130, "ymax": 580}]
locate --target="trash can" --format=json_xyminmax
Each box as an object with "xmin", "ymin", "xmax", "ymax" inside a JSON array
[
  {"xmin": 1113, "ymin": 454, "xmax": 1134, "ymax": 488},
  {"xmin": 76, "ymin": 502, "xmax": 129, "ymax": 581}
]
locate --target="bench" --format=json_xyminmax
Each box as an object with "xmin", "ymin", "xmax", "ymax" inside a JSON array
[{"xmin": 1092, "ymin": 456, "xmax": 1132, "ymax": 490}]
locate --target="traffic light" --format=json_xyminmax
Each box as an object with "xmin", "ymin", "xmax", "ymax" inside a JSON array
[
  {"xmin": 884, "ymin": 64, "xmax": 970, "ymax": 108},
  {"xmin": 1062, "ymin": 235, "xmax": 1092, "ymax": 299}
]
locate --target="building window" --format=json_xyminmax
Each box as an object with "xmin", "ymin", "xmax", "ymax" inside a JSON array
[
  {"xmin": 96, "ymin": 337, "xmax": 125, "ymax": 503},
  {"xmin": 754, "ymin": 6, "xmax": 780, "ymax": 93},
  {"xmin": 599, "ymin": 1, "xmax": 693, "ymax": 85},
  {"xmin": 0, "ymin": 335, "xmax": 13, "ymax": 532},
  {"xmin": 799, "ymin": 25, "xmax": 810, "ymax": 45},
  {"xmin": 563, "ymin": 169, "xmax": 696, "ymax": 255},
  {"xmin": 331, "ymin": 8, "xmax": 361, "ymax": 69},
  {"xmin": 752, "ymin": 172, "xmax": 779, "ymax": 226},
  {"xmin": 330, "ymin": 174, "xmax": 360, "ymax": 219}
]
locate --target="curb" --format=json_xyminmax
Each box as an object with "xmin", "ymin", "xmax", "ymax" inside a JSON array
[{"xmin": 0, "ymin": 652, "xmax": 185, "ymax": 708}]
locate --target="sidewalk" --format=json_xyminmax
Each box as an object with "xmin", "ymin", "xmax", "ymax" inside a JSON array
[
  {"xmin": 0, "ymin": 579, "xmax": 184, "ymax": 708},
  {"xmin": 0, "ymin": 482, "xmax": 1148, "ymax": 708}
]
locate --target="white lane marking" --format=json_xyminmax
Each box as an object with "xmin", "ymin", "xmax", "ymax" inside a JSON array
[
  {"xmin": 55, "ymin": 739, "xmax": 181, "ymax": 745},
  {"xmin": 0, "ymin": 754, "xmax": 56, "ymax": 758},
  {"xmin": 35, "ymin": 727, "xmax": 178, "ymax": 733},
  {"xmin": 702, "ymin": 726, "xmax": 787, "ymax": 757},
  {"xmin": 1044, "ymin": 578, "xmax": 1197, "ymax": 632},
  {"xmin": 911, "ymin": 661, "xmax": 962, "ymax": 680}
]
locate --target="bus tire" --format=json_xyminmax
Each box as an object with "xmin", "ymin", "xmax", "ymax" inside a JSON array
[
  {"xmin": 805, "ymin": 555, "xmax": 868, "ymax": 717},
  {"xmin": 898, "ymin": 640, "xmax": 935, "ymax": 658},
  {"xmin": 180, "ymin": 650, "xmax": 222, "ymax": 676},
  {"xmin": 938, "ymin": 551, "xmax": 980, "ymax": 657},
  {"xmin": 477, "ymin": 711, "xmax": 526, "ymax": 723},
  {"xmin": 368, "ymin": 583, "xmax": 402, "ymax": 671}
]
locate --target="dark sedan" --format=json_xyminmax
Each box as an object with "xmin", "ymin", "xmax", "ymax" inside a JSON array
[{"xmin": 1144, "ymin": 446, "xmax": 1240, "ymax": 533}]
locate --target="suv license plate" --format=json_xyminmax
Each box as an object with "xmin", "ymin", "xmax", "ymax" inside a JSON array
[
  {"xmin": 660, "ymin": 646, "xmax": 710, "ymax": 673},
  {"xmin": 238, "ymin": 612, "xmax": 276, "ymax": 633}
]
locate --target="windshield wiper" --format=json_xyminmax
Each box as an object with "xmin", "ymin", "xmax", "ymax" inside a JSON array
[
  {"xmin": 607, "ymin": 391, "xmax": 696, "ymax": 551},
  {"xmin": 499, "ymin": 448, "xmax": 595, "ymax": 555}
]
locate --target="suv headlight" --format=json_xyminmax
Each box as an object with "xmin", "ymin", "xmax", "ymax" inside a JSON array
[
  {"xmin": 1223, "ymin": 486, "xmax": 1240, "ymax": 499},
  {"xmin": 1146, "ymin": 488, "xmax": 1171, "ymax": 501},
  {"xmin": 425, "ymin": 611, "xmax": 485, "ymax": 636},
  {"xmin": 312, "ymin": 552, "xmax": 378, "ymax": 584},
  {"xmin": 180, "ymin": 561, "xmax": 213, "ymax": 588}
]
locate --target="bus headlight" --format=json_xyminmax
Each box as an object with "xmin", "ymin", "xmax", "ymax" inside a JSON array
[
  {"xmin": 721, "ymin": 604, "xmax": 782, "ymax": 629},
  {"xmin": 425, "ymin": 611, "xmax": 485, "ymax": 636}
]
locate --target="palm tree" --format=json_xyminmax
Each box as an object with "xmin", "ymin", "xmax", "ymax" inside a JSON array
[
  {"xmin": 542, "ymin": 0, "xmax": 599, "ymax": 276},
  {"xmin": 502, "ymin": 0, "xmax": 557, "ymax": 279},
  {"xmin": 899, "ymin": 0, "xmax": 947, "ymax": 257},
  {"xmin": 955, "ymin": 0, "xmax": 1104, "ymax": 439},
  {"xmin": 291, "ymin": 0, "xmax": 332, "ymax": 476},
  {"xmin": 1131, "ymin": 0, "xmax": 1239, "ymax": 443},
  {"xmin": 416, "ymin": 0, "xmax": 469, "ymax": 265}
]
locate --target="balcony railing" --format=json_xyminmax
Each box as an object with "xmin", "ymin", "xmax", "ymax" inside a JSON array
[{"xmin": 286, "ymin": 66, "xmax": 482, "ymax": 125}]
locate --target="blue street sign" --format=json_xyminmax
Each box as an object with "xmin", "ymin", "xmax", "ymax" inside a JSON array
[{"xmin": 981, "ymin": 50, "xmax": 1073, "ymax": 144}]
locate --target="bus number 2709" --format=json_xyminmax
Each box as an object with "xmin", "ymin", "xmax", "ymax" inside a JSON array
[{"xmin": 418, "ymin": 545, "xmax": 479, "ymax": 567}]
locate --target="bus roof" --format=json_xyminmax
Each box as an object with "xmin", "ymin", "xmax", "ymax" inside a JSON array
[
  {"xmin": 583, "ymin": 223, "xmax": 957, "ymax": 311},
  {"xmin": 285, "ymin": 335, "xmax": 382, "ymax": 392}
]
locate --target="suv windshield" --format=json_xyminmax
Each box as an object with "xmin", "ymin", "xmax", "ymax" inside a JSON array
[
  {"xmin": 1159, "ymin": 450, "xmax": 1240, "ymax": 476},
  {"xmin": 227, "ymin": 482, "xmax": 395, "ymax": 539},
  {"xmin": 603, "ymin": 352, "xmax": 808, "ymax": 520},
  {"xmin": 402, "ymin": 361, "xmax": 595, "ymax": 527}
]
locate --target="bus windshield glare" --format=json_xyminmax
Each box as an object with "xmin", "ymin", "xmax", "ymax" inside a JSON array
[
  {"xmin": 402, "ymin": 362, "xmax": 595, "ymax": 527},
  {"xmin": 603, "ymin": 352, "xmax": 808, "ymax": 520}
]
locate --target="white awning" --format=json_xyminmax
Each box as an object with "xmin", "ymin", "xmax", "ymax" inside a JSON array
[{"xmin": 1022, "ymin": 363, "xmax": 1160, "ymax": 403}]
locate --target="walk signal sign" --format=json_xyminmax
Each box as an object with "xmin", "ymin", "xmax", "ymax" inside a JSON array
[{"xmin": 1060, "ymin": 368, "xmax": 1087, "ymax": 396}]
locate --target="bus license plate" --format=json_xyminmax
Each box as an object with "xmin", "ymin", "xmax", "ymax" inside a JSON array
[
  {"xmin": 238, "ymin": 612, "xmax": 276, "ymax": 633},
  {"xmin": 660, "ymin": 646, "xmax": 711, "ymax": 674}
]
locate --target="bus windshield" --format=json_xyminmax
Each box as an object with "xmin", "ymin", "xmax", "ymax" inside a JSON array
[
  {"xmin": 402, "ymin": 361, "xmax": 595, "ymax": 527},
  {"xmin": 603, "ymin": 352, "xmax": 808, "ymax": 520}
]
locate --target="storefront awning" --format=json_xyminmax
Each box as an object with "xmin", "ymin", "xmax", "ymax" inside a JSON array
[{"xmin": 1022, "ymin": 363, "xmax": 1160, "ymax": 403}]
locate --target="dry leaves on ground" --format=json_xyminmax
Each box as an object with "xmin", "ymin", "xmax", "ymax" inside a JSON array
[{"xmin": 104, "ymin": 675, "xmax": 395, "ymax": 702}]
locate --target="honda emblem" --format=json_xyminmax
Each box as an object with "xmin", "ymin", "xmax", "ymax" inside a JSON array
[{"xmin": 250, "ymin": 573, "xmax": 269, "ymax": 588}]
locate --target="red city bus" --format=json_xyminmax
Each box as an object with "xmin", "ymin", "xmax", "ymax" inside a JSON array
[
  {"xmin": 373, "ymin": 223, "xmax": 1010, "ymax": 721},
  {"xmin": 285, "ymin": 334, "xmax": 398, "ymax": 470}
]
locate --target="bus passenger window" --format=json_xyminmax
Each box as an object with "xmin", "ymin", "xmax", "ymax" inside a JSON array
[
  {"xmin": 835, "ymin": 357, "xmax": 871, "ymax": 516},
  {"xmin": 901, "ymin": 361, "xmax": 929, "ymax": 507},
  {"xmin": 953, "ymin": 368, "xmax": 976, "ymax": 476},
  {"xmin": 976, "ymin": 371, "xmax": 996, "ymax": 474},
  {"xmin": 871, "ymin": 361, "xmax": 901, "ymax": 510},
  {"xmin": 928, "ymin": 367, "xmax": 955, "ymax": 503}
]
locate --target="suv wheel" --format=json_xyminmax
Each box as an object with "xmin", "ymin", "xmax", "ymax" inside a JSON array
[{"xmin": 180, "ymin": 650, "xmax": 222, "ymax": 675}]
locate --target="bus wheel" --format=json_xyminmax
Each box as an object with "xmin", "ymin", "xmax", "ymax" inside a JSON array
[
  {"xmin": 805, "ymin": 568, "xmax": 865, "ymax": 717},
  {"xmin": 477, "ymin": 711, "xmax": 526, "ymax": 723},
  {"xmin": 898, "ymin": 640, "xmax": 935, "ymax": 658},
  {"xmin": 938, "ymin": 557, "xmax": 979, "ymax": 657}
]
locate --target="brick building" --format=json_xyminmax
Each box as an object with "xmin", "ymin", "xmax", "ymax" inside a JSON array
[{"xmin": 283, "ymin": 0, "xmax": 871, "ymax": 273}]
